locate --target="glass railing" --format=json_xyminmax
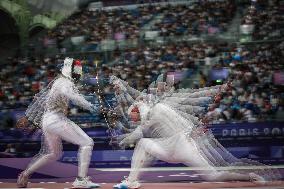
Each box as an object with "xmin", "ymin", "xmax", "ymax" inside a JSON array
[
  {"xmin": 40, "ymin": 32, "xmax": 238, "ymax": 57},
  {"xmin": 49, "ymin": 33, "xmax": 282, "ymax": 58},
  {"xmin": 102, "ymin": 0, "xmax": 197, "ymax": 11}
]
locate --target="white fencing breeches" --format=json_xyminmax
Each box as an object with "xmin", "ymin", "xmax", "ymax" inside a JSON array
[
  {"xmin": 25, "ymin": 112, "xmax": 94, "ymax": 178},
  {"xmin": 128, "ymin": 135, "xmax": 250, "ymax": 182}
]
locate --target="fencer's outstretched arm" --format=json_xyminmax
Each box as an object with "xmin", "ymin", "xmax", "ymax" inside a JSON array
[
  {"xmin": 178, "ymin": 85, "xmax": 223, "ymax": 93},
  {"xmin": 177, "ymin": 83, "xmax": 230, "ymax": 97},
  {"xmin": 172, "ymin": 87, "xmax": 221, "ymax": 98},
  {"xmin": 110, "ymin": 75, "xmax": 143, "ymax": 99},
  {"xmin": 119, "ymin": 125, "xmax": 143, "ymax": 146},
  {"xmin": 163, "ymin": 96, "xmax": 211, "ymax": 106},
  {"xmin": 60, "ymin": 79, "xmax": 97, "ymax": 112}
]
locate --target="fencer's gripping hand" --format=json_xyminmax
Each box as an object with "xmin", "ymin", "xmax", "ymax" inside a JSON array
[
  {"xmin": 16, "ymin": 117, "xmax": 29, "ymax": 129},
  {"xmin": 201, "ymin": 116, "xmax": 210, "ymax": 126},
  {"xmin": 16, "ymin": 116, "xmax": 35, "ymax": 133},
  {"xmin": 118, "ymin": 136, "xmax": 132, "ymax": 149},
  {"xmin": 118, "ymin": 140, "xmax": 126, "ymax": 149}
]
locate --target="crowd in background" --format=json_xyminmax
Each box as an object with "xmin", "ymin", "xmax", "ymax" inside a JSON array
[
  {"xmin": 0, "ymin": 56, "xmax": 59, "ymax": 109},
  {"xmin": 0, "ymin": 0, "xmax": 283, "ymax": 133},
  {"xmin": 0, "ymin": 41, "xmax": 283, "ymax": 153},
  {"xmin": 104, "ymin": 42, "xmax": 284, "ymax": 124},
  {"xmin": 101, "ymin": 42, "xmax": 221, "ymax": 91},
  {"xmin": 205, "ymin": 42, "xmax": 284, "ymax": 123},
  {"xmin": 0, "ymin": 44, "xmax": 283, "ymax": 128},
  {"xmin": 47, "ymin": 6, "xmax": 157, "ymax": 46},
  {"xmin": 241, "ymin": 0, "xmax": 283, "ymax": 40},
  {"xmin": 152, "ymin": 1, "xmax": 236, "ymax": 36},
  {"xmin": 43, "ymin": 0, "xmax": 236, "ymax": 52},
  {"xmin": 0, "ymin": 42, "xmax": 216, "ymax": 111}
]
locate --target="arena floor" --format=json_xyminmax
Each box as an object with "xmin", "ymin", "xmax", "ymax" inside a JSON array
[
  {"xmin": 0, "ymin": 181, "xmax": 284, "ymax": 189},
  {"xmin": 0, "ymin": 166, "xmax": 284, "ymax": 189},
  {"xmin": 0, "ymin": 159, "xmax": 283, "ymax": 189}
]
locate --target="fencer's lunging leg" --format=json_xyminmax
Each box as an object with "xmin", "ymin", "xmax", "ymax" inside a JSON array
[
  {"xmin": 59, "ymin": 120, "xmax": 94, "ymax": 178},
  {"xmin": 128, "ymin": 139, "xmax": 153, "ymax": 182},
  {"xmin": 24, "ymin": 131, "xmax": 63, "ymax": 176},
  {"xmin": 206, "ymin": 170, "xmax": 250, "ymax": 181},
  {"xmin": 179, "ymin": 139, "xmax": 250, "ymax": 181},
  {"xmin": 77, "ymin": 138, "xmax": 94, "ymax": 178},
  {"xmin": 128, "ymin": 138, "xmax": 171, "ymax": 182},
  {"xmin": 128, "ymin": 136, "xmax": 251, "ymax": 182}
]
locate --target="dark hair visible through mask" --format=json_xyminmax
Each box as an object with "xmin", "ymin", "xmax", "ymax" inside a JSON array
[{"xmin": 71, "ymin": 59, "xmax": 82, "ymax": 82}]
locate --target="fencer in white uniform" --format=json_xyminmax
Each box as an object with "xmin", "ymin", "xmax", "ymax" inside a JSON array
[
  {"xmin": 110, "ymin": 76, "xmax": 280, "ymax": 189},
  {"xmin": 17, "ymin": 58, "xmax": 100, "ymax": 188}
]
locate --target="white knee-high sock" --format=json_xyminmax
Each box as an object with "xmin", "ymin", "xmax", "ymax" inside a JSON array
[
  {"xmin": 128, "ymin": 142, "xmax": 154, "ymax": 182},
  {"xmin": 78, "ymin": 145, "xmax": 93, "ymax": 178}
]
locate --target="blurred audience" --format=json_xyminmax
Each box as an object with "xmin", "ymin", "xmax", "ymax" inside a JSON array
[
  {"xmin": 152, "ymin": 1, "xmax": 236, "ymax": 36},
  {"xmin": 204, "ymin": 42, "xmax": 284, "ymax": 123},
  {"xmin": 43, "ymin": 0, "xmax": 236, "ymax": 52},
  {"xmin": 1, "ymin": 41, "xmax": 283, "ymax": 124},
  {"xmin": 0, "ymin": 0, "xmax": 283, "ymax": 133},
  {"xmin": 241, "ymin": 0, "xmax": 283, "ymax": 40}
]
